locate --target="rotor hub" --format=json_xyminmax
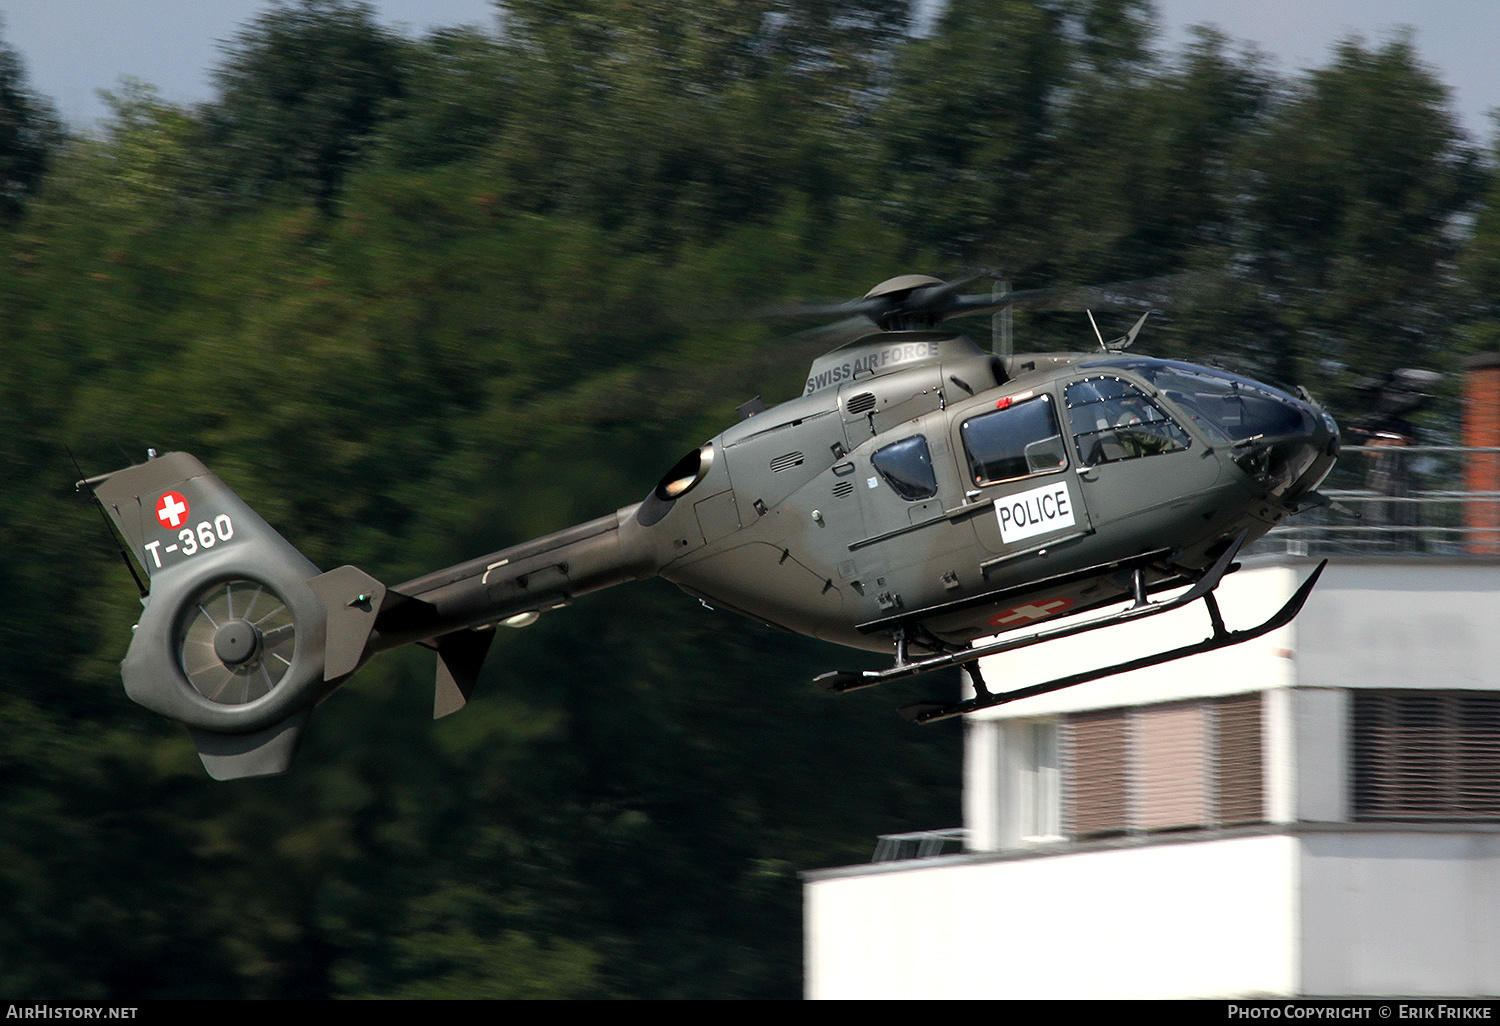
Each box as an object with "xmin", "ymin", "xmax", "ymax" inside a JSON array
[
  {"xmin": 213, "ymin": 619, "xmax": 262, "ymax": 667},
  {"xmin": 180, "ymin": 579, "xmax": 296, "ymax": 705},
  {"xmin": 862, "ymin": 274, "xmax": 946, "ymax": 300}
]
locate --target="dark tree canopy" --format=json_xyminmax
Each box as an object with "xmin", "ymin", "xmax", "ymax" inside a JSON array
[
  {"xmin": 199, "ymin": 0, "xmax": 407, "ymax": 211},
  {"xmin": 1232, "ymin": 34, "xmax": 1483, "ymax": 387},
  {"xmin": 0, "ymin": 21, "xmax": 61, "ymax": 221}
]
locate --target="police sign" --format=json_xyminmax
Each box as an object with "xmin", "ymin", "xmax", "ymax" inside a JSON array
[{"xmin": 995, "ymin": 480, "xmax": 1076, "ymax": 544}]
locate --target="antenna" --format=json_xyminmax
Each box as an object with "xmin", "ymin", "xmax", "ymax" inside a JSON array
[
  {"xmin": 991, "ymin": 278, "xmax": 1012, "ymax": 360},
  {"xmin": 1086, "ymin": 310, "xmax": 1106, "ymax": 351},
  {"xmin": 1111, "ymin": 311, "xmax": 1150, "ymax": 351}
]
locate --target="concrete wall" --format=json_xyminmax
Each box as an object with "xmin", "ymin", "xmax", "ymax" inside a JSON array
[
  {"xmin": 1299, "ymin": 830, "xmax": 1500, "ymax": 996},
  {"xmin": 806, "ymin": 834, "xmax": 1300, "ymax": 999},
  {"xmin": 805, "ymin": 830, "xmax": 1500, "ymax": 999},
  {"xmin": 1296, "ymin": 562, "xmax": 1500, "ymax": 691}
]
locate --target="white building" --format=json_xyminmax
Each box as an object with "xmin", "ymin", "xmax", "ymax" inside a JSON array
[{"xmin": 805, "ymin": 554, "xmax": 1500, "ymax": 999}]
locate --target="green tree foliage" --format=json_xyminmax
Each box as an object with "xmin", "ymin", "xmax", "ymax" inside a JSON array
[
  {"xmin": 1066, "ymin": 0, "xmax": 1156, "ymax": 74},
  {"xmin": 0, "ymin": 98, "xmax": 951, "ymax": 994},
  {"xmin": 1233, "ymin": 34, "xmax": 1482, "ymax": 388},
  {"xmin": 873, "ymin": 1, "xmax": 1269, "ymax": 285},
  {"xmin": 0, "ymin": 0, "xmax": 1494, "ymax": 1000},
  {"xmin": 0, "ymin": 19, "xmax": 61, "ymax": 222},
  {"xmin": 874, "ymin": 0, "xmax": 1070, "ymax": 262},
  {"xmin": 1455, "ymin": 130, "xmax": 1500, "ymax": 392},
  {"xmin": 198, "ymin": 0, "xmax": 407, "ymax": 213},
  {"xmin": 374, "ymin": 28, "xmax": 512, "ymax": 171},
  {"xmin": 1034, "ymin": 25, "xmax": 1272, "ymax": 285},
  {"xmin": 410, "ymin": 0, "xmax": 914, "ymax": 249}
]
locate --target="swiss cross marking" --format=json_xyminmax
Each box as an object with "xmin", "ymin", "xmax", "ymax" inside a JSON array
[
  {"xmin": 989, "ymin": 597, "xmax": 1074, "ymax": 627},
  {"xmin": 156, "ymin": 491, "xmax": 189, "ymax": 529}
]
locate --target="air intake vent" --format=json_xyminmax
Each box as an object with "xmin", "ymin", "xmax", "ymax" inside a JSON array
[
  {"xmin": 832, "ymin": 481, "xmax": 854, "ymax": 498},
  {"xmin": 770, "ymin": 452, "xmax": 805, "ymax": 473},
  {"xmin": 846, "ymin": 391, "xmax": 877, "ymax": 415}
]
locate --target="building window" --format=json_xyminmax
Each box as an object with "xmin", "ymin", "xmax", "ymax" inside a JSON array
[
  {"xmin": 1017, "ymin": 719, "xmax": 1061, "ymax": 841},
  {"xmin": 1065, "ymin": 708, "xmax": 1129, "ymax": 838},
  {"xmin": 1060, "ymin": 693, "xmax": 1264, "ymax": 839},
  {"xmin": 1135, "ymin": 702, "xmax": 1210, "ymax": 831},
  {"xmin": 1352, "ymin": 690, "xmax": 1500, "ymax": 821},
  {"xmin": 1216, "ymin": 691, "xmax": 1265, "ymax": 826}
]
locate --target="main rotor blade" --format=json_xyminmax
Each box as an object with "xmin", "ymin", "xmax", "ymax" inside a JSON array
[
  {"xmin": 941, "ymin": 273, "xmax": 1204, "ymax": 321},
  {"xmin": 759, "ymin": 297, "xmax": 886, "ymax": 321},
  {"xmin": 786, "ymin": 314, "xmax": 881, "ymax": 351},
  {"xmin": 770, "ymin": 271, "xmax": 1209, "ymax": 333}
]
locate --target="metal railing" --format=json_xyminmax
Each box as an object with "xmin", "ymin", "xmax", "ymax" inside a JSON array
[
  {"xmin": 1252, "ymin": 445, "xmax": 1500, "ymax": 557},
  {"xmin": 871, "ymin": 828, "xmax": 968, "ymax": 862}
]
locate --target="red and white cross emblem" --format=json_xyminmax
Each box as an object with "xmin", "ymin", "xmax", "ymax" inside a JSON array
[
  {"xmin": 989, "ymin": 597, "xmax": 1074, "ymax": 627},
  {"xmin": 156, "ymin": 491, "xmax": 190, "ymax": 529}
]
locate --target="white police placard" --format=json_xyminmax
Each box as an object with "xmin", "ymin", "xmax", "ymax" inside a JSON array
[{"xmin": 995, "ymin": 480, "xmax": 1075, "ymax": 544}]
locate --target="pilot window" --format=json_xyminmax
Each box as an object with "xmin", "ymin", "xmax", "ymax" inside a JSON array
[
  {"xmin": 1065, "ymin": 376, "xmax": 1190, "ymax": 467},
  {"xmin": 871, "ymin": 435, "xmax": 939, "ymax": 500},
  {"xmin": 1110, "ymin": 359, "xmax": 1312, "ymax": 444},
  {"xmin": 960, "ymin": 394, "xmax": 1068, "ymax": 486}
]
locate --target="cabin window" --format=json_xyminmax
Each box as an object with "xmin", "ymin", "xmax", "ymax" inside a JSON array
[
  {"xmin": 870, "ymin": 435, "xmax": 938, "ymax": 501},
  {"xmin": 1064, "ymin": 376, "xmax": 1190, "ymax": 467},
  {"xmin": 960, "ymin": 394, "xmax": 1068, "ymax": 486}
]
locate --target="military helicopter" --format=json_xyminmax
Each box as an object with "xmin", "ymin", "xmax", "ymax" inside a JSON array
[{"xmin": 80, "ymin": 274, "xmax": 1339, "ymax": 779}]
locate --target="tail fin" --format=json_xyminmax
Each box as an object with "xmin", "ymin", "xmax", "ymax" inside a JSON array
[{"xmin": 84, "ymin": 452, "xmax": 383, "ymax": 779}]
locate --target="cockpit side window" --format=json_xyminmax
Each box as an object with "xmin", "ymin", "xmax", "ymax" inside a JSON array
[
  {"xmin": 1065, "ymin": 376, "xmax": 1190, "ymax": 467},
  {"xmin": 871, "ymin": 435, "xmax": 939, "ymax": 500},
  {"xmin": 960, "ymin": 394, "xmax": 1068, "ymax": 486},
  {"xmin": 1113, "ymin": 360, "xmax": 1309, "ymax": 444}
]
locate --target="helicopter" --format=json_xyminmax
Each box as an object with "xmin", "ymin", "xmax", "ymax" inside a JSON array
[{"xmin": 80, "ymin": 274, "xmax": 1339, "ymax": 779}]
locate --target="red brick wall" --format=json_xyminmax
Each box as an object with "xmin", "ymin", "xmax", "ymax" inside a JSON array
[{"xmin": 1462, "ymin": 354, "xmax": 1500, "ymax": 552}]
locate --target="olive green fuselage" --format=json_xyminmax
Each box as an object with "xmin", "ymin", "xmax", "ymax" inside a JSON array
[
  {"xmin": 635, "ymin": 333, "xmax": 1337, "ymax": 655},
  {"xmin": 408, "ymin": 330, "xmax": 1338, "ymax": 662}
]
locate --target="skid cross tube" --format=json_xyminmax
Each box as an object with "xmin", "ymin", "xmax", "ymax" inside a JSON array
[
  {"xmin": 815, "ymin": 532, "xmax": 1250, "ymax": 696},
  {"xmin": 899, "ymin": 557, "xmax": 1326, "ymax": 724}
]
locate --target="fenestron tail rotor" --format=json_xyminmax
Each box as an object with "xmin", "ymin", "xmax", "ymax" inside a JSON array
[{"xmin": 179, "ymin": 579, "xmax": 297, "ymax": 705}]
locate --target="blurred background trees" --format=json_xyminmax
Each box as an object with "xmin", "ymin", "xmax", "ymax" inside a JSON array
[
  {"xmin": 0, "ymin": 0, "xmax": 1493, "ymax": 997},
  {"xmin": 0, "ymin": 19, "xmax": 60, "ymax": 222}
]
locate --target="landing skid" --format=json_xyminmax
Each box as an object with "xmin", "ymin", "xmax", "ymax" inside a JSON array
[{"xmin": 813, "ymin": 533, "xmax": 1326, "ymax": 725}]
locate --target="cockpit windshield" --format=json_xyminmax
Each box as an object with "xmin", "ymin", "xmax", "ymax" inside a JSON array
[{"xmin": 1094, "ymin": 358, "xmax": 1312, "ymax": 444}]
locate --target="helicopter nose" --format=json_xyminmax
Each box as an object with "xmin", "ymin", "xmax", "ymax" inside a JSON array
[
  {"xmin": 1293, "ymin": 403, "xmax": 1341, "ymax": 495},
  {"xmin": 1280, "ymin": 399, "xmax": 1340, "ymax": 499},
  {"xmin": 1233, "ymin": 400, "xmax": 1340, "ymax": 501}
]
